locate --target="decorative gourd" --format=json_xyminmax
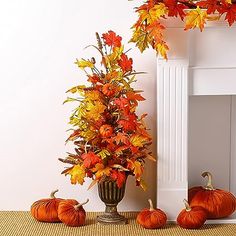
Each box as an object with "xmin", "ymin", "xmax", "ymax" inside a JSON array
[
  {"xmin": 30, "ymin": 189, "xmax": 63, "ymax": 222},
  {"xmin": 137, "ymin": 199, "xmax": 167, "ymax": 229},
  {"xmin": 99, "ymin": 124, "xmax": 113, "ymax": 138},
  {"xmin": 189, "ymin": 172, "xmax": 236, "ymax": 219},
  {"xmin": 58, "ymin": 199, "xmax": 89, "ymax": 227},
  {"xmin": 177, "ymin": 199, "xmax": 207, "ymax": 229},
  {"xmin": 102, "ymin": 83, "xmax": 116, "ymax": 96}
]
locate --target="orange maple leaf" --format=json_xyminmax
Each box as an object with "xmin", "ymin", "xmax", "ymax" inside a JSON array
[
  {"xmin": 118, "ymin": 54, "xmax": 133, "ymax": 73},
  {"xmin": 113, "ymin": 132, "xmax": 130, "ymax": 145},
  {"xmin": 126, "ymin": 91, "xmax": 145, "ymax": 102},
  {"xmin": 102, "ymin": 30, "xmax": 122, "ymax": 48},
  {"xmin": 92, "ymin": 163, "xmax": 111, "ymax": 179}
]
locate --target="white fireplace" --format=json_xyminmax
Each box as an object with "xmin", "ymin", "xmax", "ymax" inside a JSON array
[{"xmin": 157, "ymin": 18, "xmax": 236, "ymax": 223}]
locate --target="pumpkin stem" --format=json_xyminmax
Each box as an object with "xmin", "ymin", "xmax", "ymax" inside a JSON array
[
  {"xmin": 74, "ymin": 199, "xmax": 89, "ymax": 210},
  {"xmin": 202, "ymin": 171, "xmax": 215, "ymax": 190},
  {"xmin": 148, "ymin": 199, "xmax": 155, "ymax": 211},
  {"xmin": 183, "ymin": 199, "xmax": 191, "ymax": 212},
  {"xmin": 50, "ymin": 189, "xmax": 59, "ymax": 198}
]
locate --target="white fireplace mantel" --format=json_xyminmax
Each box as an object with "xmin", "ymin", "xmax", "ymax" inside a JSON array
[{"xmin": 157, "ymin": 18, "xmax": 236, "ymax": 223}]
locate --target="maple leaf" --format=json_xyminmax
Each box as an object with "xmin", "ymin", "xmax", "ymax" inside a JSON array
[
  {"xmin": 113, "ymin": 132, "xmax": 130, "ymax": 145},
  {"xmin": 155, "ymin": 42, "xmax": 169, "ymax": 60},
  {"xmin": 74, "ymin": 59, "xmax": 94, "ymax": 69},
  {"xmin": 146, "ymin": 21, "xmax": 165, "ymax": 43},
  {"xmin": 86, "ymin": 101, "xmax": 106, "ymax": 121},
  {"xmin": 164, "ymin": 0, "xmax": 187, "ymax": 20},
  {"xmin": 118, "ymin": 119, "xmax": 136, "ymax": 131},
  {"xmin": 92, "ymin": 163, "xmax": 111, "ymax": 179},
  {"xmin": 184, "ymin": 7, "xmax": 208, "ymax": 32},
  {"xmin": 127, "ymin": 160, "xmax": 143, "ymax": 181},
  {"xmin": 87, "ymin": 74, "xmax": 101, "ymax": 84},
  {"xmin": 129, "ymin": 27, "xmax": 151, "ymax": 53},
  {"xmin": 218, "ymin": 3, "xmax": 236, "ymax": 26},
  {"xmin": 197, "ymin": 0, "xmax": 218, "ymax": 14},
  {"xmin": 118, "ymin": 54, "xmax": 133, "ymax": 73},
  {"xmin": 65, "ymin": 164, "xmax": 86, "ymax": 185},
  {"xmin": 114, "ymin": 97, "xmax": 129, "ymax": 109},
  {"xmin": 139, "ymin": 3, "xmax": 168, "ymax": 24},
  {"xmin": 82, "ymin": 152, "xmax": 101, "ymax": 168},
  {"xmin": 126, "ymin": 91, "xmax": 145, "ymax": 102},
  {"xmin": 102, "ymin": 30, "xmax": 122, "ymax": 48},
  {"xmin": 110, "ymin": 170, "xmax": 126, "ymax": 188},
  {"xmin": 130, "ymin": 134, "xmax": 149, "ymax": 147}
]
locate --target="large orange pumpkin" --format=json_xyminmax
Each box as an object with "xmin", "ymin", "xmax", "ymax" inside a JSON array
[
  {"xmin": 177, "ymin": 199, "xmax": 207, "ymax": 229},
  {"xmin": 189, "ymin": 172, "xmax": 236, "ymax": 219},
  {"xmin": 58, "ymin": 199, "xmax": 89, "ymax": 227},
  {"xmin": 137, "ymin": 199, "xmax": 167, "ymax": 229},
  {"xmin": 99, "ymin": 124, "xmax": 113, "ymax": 138},
  {"xmin": 31, "ymin": 189, "xmax": 63, "ymax": 222}
]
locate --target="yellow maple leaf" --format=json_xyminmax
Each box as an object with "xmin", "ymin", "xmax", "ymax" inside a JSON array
[
  {"xmin": 185, "ymin": 7, "xmax": 207, "ymax": 32},
  {"xmin": 130, "ymin": 134, "xmax": 149, "ymax": 147},
  {"xmin": 130, "ymin": 27, "xmax": 151, "ymax": 53},
  {"xmin": 86, "ymin": 101, "xmax": 106, "ymax": 120},
  {"xmin": 139, "ymin": 3, "xmax": 168, "ymax": 24},
  {"xmin": 127, "ymin": 160, "xmax": 143, "ymax": 181},
  {"xmin": 75, "ymin": 59, "xmax": 94, "ymax": 69},
  {"xmin": 92, "ymin": 163, "xmax": 111, "ymax": 179},
  {"xmin": 156, "ymin": 42, "xmax": 169, "ymax": 60},
  {"xmin": 66, "ymin": 164, "xmax": 86, "ymax": 185},
  {"xmin": 85, "ymin": 91, "xmax": 101, "ymax": 101}
]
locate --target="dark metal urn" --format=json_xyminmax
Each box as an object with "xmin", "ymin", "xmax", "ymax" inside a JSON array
[{"xmin": 97, "ymin": 177, "xmax": 128, "ymax": 225}]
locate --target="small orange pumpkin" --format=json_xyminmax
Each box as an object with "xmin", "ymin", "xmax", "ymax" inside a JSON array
[
  {"xmin": 189, "ymin": 172, "xmax": 236, "ymax": 219},
  {"xmin": 99, "ymin": 124, "xmax": 113, "ymax": 138},
  {"xmin": 102, "ymin": 83, "xmax": 116, "ymax": 96},
  {"xmin": 177, "ymin": 199, "xmax": 207, "ymax": 229},
  {"xmin": 137, "ymin": 199, "xmax": 167, "ymax": 229},
  {"xmin": 58, "ymin": 199, "xmax": 89, "ymax": 227},
  {"xmin": 31, "ymin": 189, "xmax": 63, "ymax": 222}
]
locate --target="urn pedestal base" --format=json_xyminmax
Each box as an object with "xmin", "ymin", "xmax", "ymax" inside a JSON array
[{"xmin": 97, "ymin": 204, "xmax": 127, "ymax": 225}]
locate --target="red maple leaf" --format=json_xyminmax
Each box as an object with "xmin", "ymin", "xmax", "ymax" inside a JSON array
[
  {"xmin": 218, "ymin": 3, "xmax": 236, "ymax": 26},
  {"xmin": 114, "ymin": 97, "xmax": 129, "ymax": 109},
  {"xmin": 197, "ymin": 0, "xmax": 218, "ymax": 14},
  {"xmin": 110, "ymin": 170, "xmax": 126, "ymax": 188},
  {"xmin": 118, "ymin": 119, "xmax": 136, "ymax": 131},
  {"xmin": 102, "ymin": 30, "xmax": 122, "ymax": 48},
  {"xmin": 82, "ymin": 152, "xmax": 101, "ymax": 168},
  {"xmin": 118, "ymin": 54, "xmax": 133, "ymax": 73},
  {"xmin": 164, "ymin": 0, "xmax": 187, "ymax": 20}
]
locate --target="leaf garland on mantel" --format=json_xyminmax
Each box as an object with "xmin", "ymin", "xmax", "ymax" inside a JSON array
[{"xmin": 129, "ymin": 0, "xmax": 236, "ymax": 59}]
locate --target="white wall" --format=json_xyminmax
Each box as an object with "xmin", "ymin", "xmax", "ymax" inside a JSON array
[{"xmin": 0, "ymin": 0, "xmax": 157, "ymax": 211}]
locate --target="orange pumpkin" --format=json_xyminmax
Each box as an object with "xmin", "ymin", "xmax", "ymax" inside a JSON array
[
  {"xmin": 31, "ymin": 189, "xmax": 63, "ymax": 222},
  {"xmin": 99, "ymin": 124, "xmax": 113, "ymax": 138},
  {"xmin": 137, "ymin": 199, "xmax": 167, "ymax": 229},
  {"xmin": 189, "ymin": 172, "xmax": 236, "ymax": 219},
  {"xmin": 102, "ymin": 83, "xmax": 116, "ymax": 96},
  {"xmin": 177, "ymin": 199, "xmax": 207, "ymax": 229},
  {"xmin": 58, "ymin": 199, "xmax": 89, "ymax": 227}
]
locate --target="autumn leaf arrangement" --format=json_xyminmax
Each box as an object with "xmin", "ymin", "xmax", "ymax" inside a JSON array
[
  {"xmin": 130, "ymin": 0, "xmax": 236, "ymax": 59},
  {"xmin": 59, "ymin": 31, "xmax": 154, "ymax": 191}
]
